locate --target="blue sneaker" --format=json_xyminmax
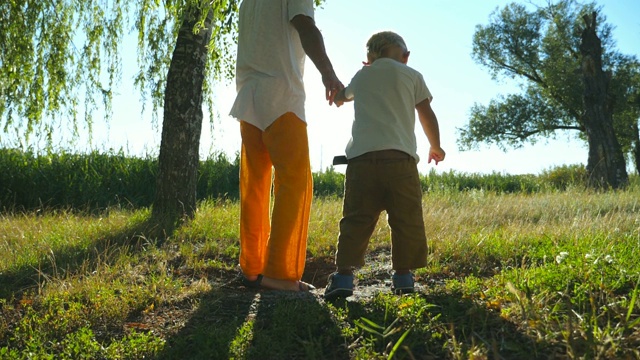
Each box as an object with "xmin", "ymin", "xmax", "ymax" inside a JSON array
[
  {"xmin": 391, "ymin": 273, "xmax": 415, "ymax": 295},
  {"xmin": 324, "ymin": 273, "xmax": 354, "ymax": 300}
]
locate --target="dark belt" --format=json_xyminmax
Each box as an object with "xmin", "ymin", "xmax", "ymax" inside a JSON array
[{"xmin": 332, "ymin": 150, "xmax": 412, "ymax": 165}]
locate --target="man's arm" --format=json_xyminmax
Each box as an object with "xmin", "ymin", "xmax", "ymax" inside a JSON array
[
  {"xmin": 290, "ymin": 14, "xmax": 342, "ymax": 104},
  {"xmin": 416, "ymin": 98, "xmax": 446, "ymax": 164}
]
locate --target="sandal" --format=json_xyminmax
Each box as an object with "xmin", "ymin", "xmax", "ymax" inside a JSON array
[
  {"xmin": 243, "ymin": 275, "xmax": 315, "ymax": 292},
  {"xmin": 298, "ymin": 281, "xmax": 316, "ymax": 292},
  {"xmin": 242, "ymin": 274, "xmax": 263, "ymax": 289}
]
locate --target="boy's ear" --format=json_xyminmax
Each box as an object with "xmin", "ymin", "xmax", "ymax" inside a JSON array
[{"xmin": 402, "ymin": 51, "xmax": 411, "ymax": 64}]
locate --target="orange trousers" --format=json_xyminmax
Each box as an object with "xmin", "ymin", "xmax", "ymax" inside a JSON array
[{"xmin": 239, "ymin": 113, "xmax": 313, "ymax": 281}]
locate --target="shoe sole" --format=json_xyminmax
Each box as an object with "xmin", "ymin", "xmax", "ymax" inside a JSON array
[
  {"xmin": 324, "ymin": 288, "xmax": 353, "ymax": 300},
  {"xmin": 392, "ymin": 287, "xmax": 415, "ymax": 295}
]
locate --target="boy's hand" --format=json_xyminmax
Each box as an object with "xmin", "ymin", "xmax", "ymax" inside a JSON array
[
  {"xmin": 428, "ymin": 147, "xmax": 445, "ymax": 165},
  {"xmin": 332, "ymin": 88, "xmax": 350, "ymax": 107}
]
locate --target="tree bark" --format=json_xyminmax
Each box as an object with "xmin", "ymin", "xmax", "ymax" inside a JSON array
[
  {"xmin": 152, "ymin": 7, "xmax": 213, "ymax": 225},
  {"xmin": 579, "ymin": 12, "xmax": 628, "ymax": 189},
  {"xmin": 632, "ymin": 122, "xmax": 640, "ymax": 174}
]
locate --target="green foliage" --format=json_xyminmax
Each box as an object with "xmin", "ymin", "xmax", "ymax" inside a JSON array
[
  {"xmin": 0, "ymin": 149, "xmax": 604, "ymax": 212},
  {"xmin": 0, "ymin": 148, "xmax": 157, "ymax": 211},
  {"xmin": 0, "ymin": 295, "xmax": 163, "ymax": 359},
  {"xmin": 461, "ymin": 0, "xmax": 640, "ymax": 170},
  {"xmin": 2, "ymin": 0, "xmax": 328, "ymax": 145},
  {"xmin": 1, "ymin": 0, "xmax": 127, "ymax": 145},
  {"xmin": 2, "ymin": 186, "xmax": 640, "ymax": 358},
  {"xmin": 354, "ymin": 315, "xmax": 409, "ymax": 359},
  {"xmin": 538, "ymin": 163, "xmax": 587, "ymax": 189},
  {"xmin": 0, "ymin": 148, "xmax": 242, "ymax": 211},
  {"xmin": 312, "ymin": 166, "xmax": 345, "ymax": 197},
  {"xmin": 410, "ymin": 168, "xmax": 565, "ymax": 195},
  {"xmin": 197, "ymin": 152, "xmax": 240, "ymax": 200},
  {"xmin": 0, "ymin": 1, "xmax": 242, "ymax": 143}
]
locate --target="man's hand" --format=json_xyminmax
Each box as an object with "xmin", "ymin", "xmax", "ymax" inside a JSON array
[{"xmin": 324, "ymin": 76, "xmax": 344, "ymax": 106}]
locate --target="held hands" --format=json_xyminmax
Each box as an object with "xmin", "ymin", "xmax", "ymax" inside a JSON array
[
  {"xmin": 428, "ymin": 146, "xmax": 446, "ymax": 165},
  {"xmin": 329, "ymin": 61, "xmax": 370, "ymax": 107},
  {"xmin": 323, "ymin": 73, "xmax": 344, "ymax": 106},
  {"xmin": 327, "ymin": 82, "xmax": 346, "ymax": 107}
]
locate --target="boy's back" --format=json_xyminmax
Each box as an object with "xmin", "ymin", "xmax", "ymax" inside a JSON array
[{"xmin": 343, "ymin": 58, "xmax": 431, "ymax": 162}]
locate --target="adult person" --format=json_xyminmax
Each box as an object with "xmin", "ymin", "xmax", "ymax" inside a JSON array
[{"xmin": 229, "ymin": 0, "xmax": 343, "ymax": 291}]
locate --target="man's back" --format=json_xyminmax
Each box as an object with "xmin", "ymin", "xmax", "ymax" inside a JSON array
[{"xmin": 231, "ymin": 0, "xmax": 314, "ymax": 129}]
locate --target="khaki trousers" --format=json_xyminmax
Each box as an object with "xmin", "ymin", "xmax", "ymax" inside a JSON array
[
  {"xmin": 239, "ymin": 113, "xmax": 312, "ymax": 281},
  {"xmin": 336, "ymin": 150, "xmax": 427, "ymax": 270}
]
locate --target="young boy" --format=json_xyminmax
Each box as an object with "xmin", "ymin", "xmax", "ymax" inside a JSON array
[{"xmin": 324, "ymin": 31, "xmax": 445, "ymax": 300}]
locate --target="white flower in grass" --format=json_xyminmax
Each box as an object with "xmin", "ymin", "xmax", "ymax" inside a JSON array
[
  {"xmin": 555, "ymin": 251, "xmax": 569, "ymax": 264},
  {"xmin": 593, "ymin": 254, "xmax": 614, "ymax": 265}
]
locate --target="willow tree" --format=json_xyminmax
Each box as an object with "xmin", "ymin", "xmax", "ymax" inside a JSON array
[
  {"xmin": 1, "ymin": 1, "xmax": 239, "ymax": 224},
  {"xmin": 459, "ymin": 0, "xmax": 640, "ymax": 188}
]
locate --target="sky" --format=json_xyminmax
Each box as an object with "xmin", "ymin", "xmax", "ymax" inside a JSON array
[{"xmin": 40, "ymin": 0, "xmax": 640, "ymax": 175}]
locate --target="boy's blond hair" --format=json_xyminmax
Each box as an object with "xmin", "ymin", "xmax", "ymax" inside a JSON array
[{"xmin": 366, "ymin": 31, "xmax": 408, "ymax": 62}]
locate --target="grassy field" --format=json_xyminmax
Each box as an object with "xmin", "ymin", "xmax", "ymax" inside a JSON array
[{"xmin": 1, "ymin": 186, "xmax": 640, "ymax": 359}]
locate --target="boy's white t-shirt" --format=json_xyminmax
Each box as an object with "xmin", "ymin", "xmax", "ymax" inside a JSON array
[
  {"xmin": 229, "ymin": 0, "xmax": 314, "ymax": 130},
  {"xmin": 343, "ymin": 58, "xmax": 432, "ymax": 162}
]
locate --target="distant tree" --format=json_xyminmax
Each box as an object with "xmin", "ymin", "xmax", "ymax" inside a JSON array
[
  {"xmin": 459, "ymin": 0, "xmax": 640, "ymax": 188},
  {"xmin": 611, "ymin": 54, "xmax": 640, "ymax": 172},
  {"xmin": 579, "ymin": 11, "xmax": 627, "ymax": 188}
]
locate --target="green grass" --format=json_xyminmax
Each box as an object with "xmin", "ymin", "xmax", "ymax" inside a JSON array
[
  {"xmin": 2, "ymin": 187, "xmax": 640, "ymax": 359},
  {"xmin": 1, "ymin": 148, "xmax": 613, "ymax": 213}
]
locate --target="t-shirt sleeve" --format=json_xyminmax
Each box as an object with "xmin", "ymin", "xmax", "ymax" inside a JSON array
[
  {"xmin": 288, "ymin": 0, "xmax": 315, "ymax": 21},
  {"xmin": 343, "ymin": 69, "xmax": 364, "ymax": 100},
  {"xmin": 344, "ymin": 84, "xmax": 355, "ymax": 100},
  {"xmin": 415, "ymin": 72, "xmax": 433, "ymax": 104}
]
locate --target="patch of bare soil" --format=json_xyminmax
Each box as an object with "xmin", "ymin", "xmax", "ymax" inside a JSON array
[{"xmin": 129, "ymin": 249, "xmax": 423, "ymax": 341}]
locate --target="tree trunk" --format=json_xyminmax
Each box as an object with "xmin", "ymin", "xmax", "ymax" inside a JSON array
[
  {"xmin": 579, "ymin": 12, "xmax": 628, "ymax": 189},
  {"xmin": 631, "ymin": 122, "xmax": 640, "ymax": 174},
  {"xmin": 152, "ymin": 7, "xmax": 213, "ymax": 225}
]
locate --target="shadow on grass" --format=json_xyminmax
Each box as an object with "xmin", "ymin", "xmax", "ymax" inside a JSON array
[
  {"xmin": 0, "ymin": 216, "xmax": 167, "ymax": 300},
  {"xmin": 419, "ymin": 290, "xmax": 552, "ymax": 359},
  {"xmin": 323, "ymin": 282, "xmax": 556, "ymax": 359},
  {"xmin": 155, "ymin": 269, "xmax": 550, "ymax": 359},
  {"xmin": 157, "ymin": 286, "xmax": 349, "ymax": 360}
]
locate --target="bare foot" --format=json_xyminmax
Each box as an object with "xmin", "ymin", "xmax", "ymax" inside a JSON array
[
  {"xmin": 260, "ymin": 276, "xmax": 301, "ymax": 291},
  {"xmin": 260, "ymin": 276, "xmax": 315, "ymax": 292}
]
